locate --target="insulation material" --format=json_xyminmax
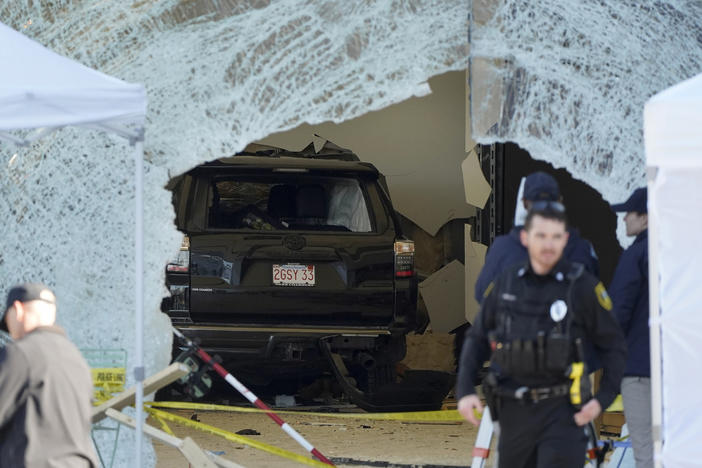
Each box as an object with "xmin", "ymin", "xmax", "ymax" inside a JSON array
[
  {"xmin": 469, "ymin": 0, "xmax": 702, "ymax": 210},
  {"xmin": 418, "ymin": 260, "xmax": 465, "ymax": 334},
  {"xmin": 0, "ymin": 3, "xmax": 468, "ymax": 466}
]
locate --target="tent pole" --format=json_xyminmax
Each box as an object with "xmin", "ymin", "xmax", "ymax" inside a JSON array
[
  {"xmin": 133, "ymin": 138, "xmax": 145, "ymax": 468},
  {"xmin": 647, "ymin": 166, "xmax": 663, "ymax": 468}
]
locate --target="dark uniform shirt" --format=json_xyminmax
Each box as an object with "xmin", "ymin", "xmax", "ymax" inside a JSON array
[
  {"xmin": 457, "ymin": 258, "xmax": 626, "ymax": 411},
  {"xmin": 474, "ymin": 226, "xmax": 600, "ymax": 303},
  {"xmin": 609, "ymin": 230, "xmax": 649, "ymax": 377},
  {"xmin": 0, "ymin": 326, "xmax": 98, "ymax": 468}
]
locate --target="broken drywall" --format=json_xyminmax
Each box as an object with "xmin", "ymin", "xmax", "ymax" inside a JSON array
[
  {"xmin": 419, "ymin": 260, "xmax": 466, "ymax": 333},
  {"xmin": 462, "ymin": 148, "xmax": 491, "ymax": 209}
]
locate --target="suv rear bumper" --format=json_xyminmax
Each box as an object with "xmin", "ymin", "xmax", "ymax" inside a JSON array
[{"xmin": 174, "ymin": 324, "xmax": 394, "ymax": 360}]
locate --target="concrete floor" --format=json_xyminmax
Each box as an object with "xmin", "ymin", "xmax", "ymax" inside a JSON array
[
  {"xmin": 152, "ymin": 330, "xmax": 473, "ymax": 467},
  {"xmin": 151, "ymin": 408, "xmax": 481, "ymax": 468}
]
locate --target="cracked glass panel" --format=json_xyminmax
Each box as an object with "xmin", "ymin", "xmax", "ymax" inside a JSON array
[
  {"xmin": 1, "ymin": 2, "xmax": 468, "ymax": 465},
  {"xmin": 469, "ymin": 0, "xmax": 702, "ymax": 209}
]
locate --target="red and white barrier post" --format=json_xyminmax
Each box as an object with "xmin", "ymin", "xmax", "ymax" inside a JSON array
[{"xmin": 172, "ymin": 327, "xmax": 335, "ymax": 466}]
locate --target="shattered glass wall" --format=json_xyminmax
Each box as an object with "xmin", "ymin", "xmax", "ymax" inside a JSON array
[
  {"xmin": 0, "ymin": 1, "xmax": 468, "ymax": 465},
  {"xmin": 469, "ymin": 0, "xmax": 702, "ymax": 214}
]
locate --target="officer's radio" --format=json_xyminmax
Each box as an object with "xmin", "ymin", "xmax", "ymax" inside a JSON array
[{"xmin": 545, "ymin": 332, "xmax": 570, "ymax": 372}]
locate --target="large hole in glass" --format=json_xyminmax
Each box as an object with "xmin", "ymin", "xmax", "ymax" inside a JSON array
[{"xmin": 160, "ymin": 71, "xmax": 473, "ymax": 408}]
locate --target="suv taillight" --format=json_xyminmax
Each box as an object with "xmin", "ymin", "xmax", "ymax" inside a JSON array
[
  {"xmin": 166, "ymin": 236, "xmax": 190, "ymax": 273},
  {"xmin": 394, "ymin": 240, "xmax": 415, "ymax": 278}
]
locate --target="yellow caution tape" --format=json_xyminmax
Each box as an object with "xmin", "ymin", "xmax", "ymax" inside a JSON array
[
  {"xmin": 146, "ymin": 401, "xmax": 465, "ymax": 422},
  {"xmin": 152, "ymin": 413, "xmax": 176, "ymax": 437},
  {"xmin": 145, "ymin": 407, "xmax": 331, "ymax": 468}
]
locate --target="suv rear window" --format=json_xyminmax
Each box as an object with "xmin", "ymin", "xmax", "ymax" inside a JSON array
[{"xmin": 208, "ymin": 176, "xmax": 374, "ymax": 233}]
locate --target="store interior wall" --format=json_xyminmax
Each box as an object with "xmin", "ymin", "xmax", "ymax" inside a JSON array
[{"xmin": 260, "ymin": 70, "xmax": 477, "ymax": 237}]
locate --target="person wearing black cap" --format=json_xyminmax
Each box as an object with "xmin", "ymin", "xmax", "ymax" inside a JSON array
[
  {"xmin": 0, "ymin": 283, "xmax": 98, "ymax": 467},
  {"xmin": 456, "ymin": 203, "xmax": 626, "ymax": 467},
  {"xmin": 609, "ymin": 187, "xmax": 652, "ymax": 468},
  {"xmin": 473, "ymin": 171, "xmax": 600, "ymax": 303}
]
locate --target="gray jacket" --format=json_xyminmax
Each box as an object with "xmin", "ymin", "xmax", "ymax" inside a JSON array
[{"xmin": 0, "ymin": 326, "xmax": 97, "ymax": 467}]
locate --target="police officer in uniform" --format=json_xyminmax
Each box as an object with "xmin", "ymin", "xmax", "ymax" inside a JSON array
[
  {"xmin": 457, "ymin": 202, "xmax": 626, "ymax": 468},
  {"xmin": 609, "ymin": 187, "xmax": 652, "ymax": 468},
  {"xmin": 474, "ymin": 171, "xmax": 599, "ymax": 303}
]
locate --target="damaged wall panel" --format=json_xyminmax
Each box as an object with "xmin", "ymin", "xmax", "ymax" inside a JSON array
[{"xmin": 419, "ymin": 260, "xmax": 465, "ymax": 334}]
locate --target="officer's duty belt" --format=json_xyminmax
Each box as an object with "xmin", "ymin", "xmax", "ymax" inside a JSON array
[{"xmin": 499, "ymin": 383, "xmax": 570, "ymax": 403}]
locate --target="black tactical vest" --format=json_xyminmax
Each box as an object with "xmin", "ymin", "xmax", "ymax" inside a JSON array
[{"xmin": 488, "ymin": 263, "xmax": 585, "ymax": 384}]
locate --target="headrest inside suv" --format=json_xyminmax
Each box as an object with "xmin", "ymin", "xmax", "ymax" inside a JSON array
[
  {"xmin": 296, "ymin": 184, "xmax": 327, "ymax": 220},
  {"xmin": 267, "ymin": 184, "xmax": 297, "ymax": 219}
]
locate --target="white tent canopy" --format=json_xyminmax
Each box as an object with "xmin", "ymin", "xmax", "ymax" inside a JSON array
[
  {"xmin": 0, "ymin": 21, "xmax": 148, "ymax": 466},
  {"xmin": 645, "ymin": 73, "xmax": 702, "ymax": 468},
  {"xmin": 0, "ymin": 21, "xmax": 145, "ymax": 141}
]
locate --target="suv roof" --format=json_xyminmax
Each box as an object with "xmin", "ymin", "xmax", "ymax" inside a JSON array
[
  {"xmin": 193, "ymin": 142, "xmax": 379, "ymax": 175},
  {"xmin": 237, "ymin": 141, "xmax": 360, "ymax": 161},
  {"xmin": 198, "ymin": 155, "xmax": 378, "ymax": 174}
]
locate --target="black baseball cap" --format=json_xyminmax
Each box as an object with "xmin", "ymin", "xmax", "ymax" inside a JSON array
[
  {"xmin": 611, "ymin": 187, "xmax": 647, "ymax": 214},
  {"xmin": 2, "ymin": 283, "xmax": 56, "ymax": 332},
  {"xmin": 523, "ymin": 171, "xmax": 560, "ymax": 202}
]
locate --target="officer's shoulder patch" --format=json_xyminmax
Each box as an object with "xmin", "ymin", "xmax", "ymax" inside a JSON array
[
  {"xmin": 594, "ymin": 282, "xmax": 612, "ymax": 311},
  {"xmin": 483, "ymin": 282, "xmax": 495, "ymax": 298}
]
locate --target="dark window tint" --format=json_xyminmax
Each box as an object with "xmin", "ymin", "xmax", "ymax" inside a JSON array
[{"xmin": 208, "ymin": 177, "xmax": 373, "ymax": 232}]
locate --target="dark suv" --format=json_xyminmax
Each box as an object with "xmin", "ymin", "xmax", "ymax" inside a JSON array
[{"xmin": 164, "ymin": 144, "xmax": 450, "ymax": 410}]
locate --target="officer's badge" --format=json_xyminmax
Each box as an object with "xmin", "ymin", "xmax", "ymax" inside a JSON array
[
  {"xmin": 595, "ymin": 282, "xmax": 613, "ymax": 311},
  {"xmin": 550, "ymin": 300, "xmax": 568, "ymax": 322}
]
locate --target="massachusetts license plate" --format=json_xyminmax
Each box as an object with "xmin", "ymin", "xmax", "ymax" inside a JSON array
[{"xmin": 272, "ymin": 264, "xmax": 315, "ymax": 286}]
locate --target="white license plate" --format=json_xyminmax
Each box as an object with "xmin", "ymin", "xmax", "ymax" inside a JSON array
[{"xmin": 273, "ymin": 264, "xmax": 315, "ymax": 286}]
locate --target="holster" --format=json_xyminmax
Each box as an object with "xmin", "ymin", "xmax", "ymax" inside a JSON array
[{"xmin": 482, "ymin": 372, "xmax": 501, "ymax": 422}]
